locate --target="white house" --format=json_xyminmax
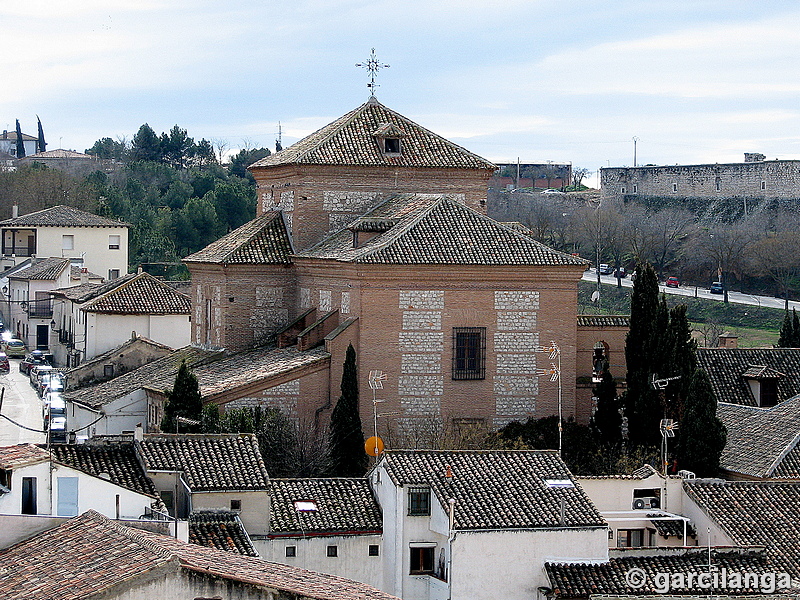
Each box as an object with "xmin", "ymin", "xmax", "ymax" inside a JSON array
[
  {"xmin": 49, "ymin": 271, "xmax": 191, "ymax": 366},
  {"xmin": 0, "ymin": 128, "xmax": 37, "ymax": 158},
  {"xmin": 0, "ymin": 443, "xmax": 161, "ymax": 521},
  {"xmin": 0, "ymin": 204, "xmax": 129, "ymax": 279},
  {"xmin": 369, "ymin": 450, "xmax": 609, "ymax": 600}
]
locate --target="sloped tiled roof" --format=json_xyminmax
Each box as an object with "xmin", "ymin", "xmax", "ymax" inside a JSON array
[
  {"xmin": 377, "ymin": 450, "xmax": 604, "ymax": 530},
  {"xmin": 579, "ymin": 464, "xmax": 659, "ymax": 480},
  {"xmin": 0, "ymin": 443, "xmax": 50, "ymax": 469},
  {"xmin": 0, "ymin": 510, "xmax": 398, "ymax": 600},
  {"xmin": 8, "ymin": 257, "xmax": 69, "ymax": 281},
  {"xmin": 21, "ymin": 149, "xmax": 93, "ymax": 160},
  {"xmin": 717, "ymin": 396, "xmax": 800, "ymax": 479},
  {"xmin": 697, "ymin": 348, "xmax": 800, "ymax": 406},
  {"xmin": 49, "ymin": 442, "xmax": 157, "ymax": 497},
  {"xmin": 81, "ymin": 272, "xmax": 191, "ymax": 315},
  {"xmin": 69, "ymin": 265, "xmax": 103, "ymax": 281},
  {"xmin": 774, "ymin": 444, "xmax": 800, "ymax": 478},
  {"xmin": 685, "ymin": 480, "xmax": 800, "ymax": 578},
  {"xmin": 189, "ymin": 510, "xmax": 258, "ymax": 556},
  {"xmin": 195, "ymin": 345, "xmax": 330, "ymax": 399},
  {"xmin": 577, "ymin": 315, "xmax": 631, "ymax": 328},
  {"xmin": 184, "ymin": 210, "xmax": 293, "ymax": 265},
  {"xmin": 270, "ymin": 479, "xmax": 382, "ymax": 535},
  {"xmin": 0, "ymin": 204, "xmax": 129, "ymax": 228},
  {"xmin": 137, "ymin": 434, "xmax": 269, "ymax": 492},
  {"xmin": 250, "ymin": 97, "xmax": 496, "ymax": 171},
  {"xmin": 64, "ymin": 346, "xmax": 223, "ymax": 409},
  {"xmin": 51, "ymin": 273, "xmax": 137, "ymax": 302},
  {"xmin": 298, "ymin": 194, "xmax": 588, "ymax": 266},
  {"xmin": 546, "ymin": 549, "xmax": 772, "ymax": 598}
]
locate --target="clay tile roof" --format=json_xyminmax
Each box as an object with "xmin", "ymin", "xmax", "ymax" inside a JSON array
[
  {"xmin": 0, "ymin": 443, "xmax": 50, "ymax": 469},
  {"xmin": 377, "ymin": 450, "xmax": 604, "ymax": 530},
  {"xmin": 685, "ymin": 480, "xmax": 800, "ymax": 578},
  {"xmin": 137, "ymin": 434, "xmax": 269, "ymax": 492},
  {"xmin": 270, "ymin": 478, "xmax": 382, "ymax": 535},
  {"xmin": 717, "ymin": 396, "xmax": 800, "ymax": 478},
  {"xmin": 298, "ymin": 194, "xmax": 588, "ymax": 267},
  {"xmin": 189, "ymin": 510, "xmax": 258, "ymax": 556},
  {"xmin": 183, "ymin": 210, "xmax": 293, "ymax": 265},
  {"xmin": 194, "ymin": 345, "xmax": 330, "ymax": 399},
  {"xmin": 0, "ymin": 204, "xmax": 129, "ymax": 227},
  {"xmin": 546, "ymin": 549, "xmax": 773, "ymax": 598},
  {"xmin": 647, "ymin": 514, "xmax": 696, "ymax": 538},
  {"xmin": 249, "ymin": 97, "xmax": 496, "ymax": 171},
  {"xmin": 69, "ymin": 265, "xmax": 102, "ymax": 280},
  {"xmin": 22, "ymin": 149, "xmax": 93, "ymax": 159},
  {"xmin": 577, "ymin": 315, "xmax": 632, "ymax": 328},
  {"xmin": 0, "ymin": 510, "xmax": 398, "ymax": 600},
  {"xmin": 80, "ymin": 272, "xmax": 191, "ymax": 315},
  {"xmin": 697, "ymin": 348, "xmax": 800, "ymax": 407},
  {"xmin": 579, "ymin": 464, "xmax": 659, "ymax": 480},
  {"xmin": 49, "ymin": 442, "xmax": 157, "ymax": 497},
  {"xmin": 51, "ymin": 273, "xmax": 137, "ymax": 302},
  {"xmin": 64, "ymin": 346, "xmax": 223, "ymax": 409},
  {"xmin": 8, "ymin": 257, "xmax": 69, "ymax": 280}
]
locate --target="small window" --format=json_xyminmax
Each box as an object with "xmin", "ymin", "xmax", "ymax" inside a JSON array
[
  {"xmin": 408, "ymin": 487, "xmax": 431, "ymax": 516},
  {"xmin": 760, "ymin": 380, "xmax": 778, "ymax": 407},
  {"xmin": 108, "ymin": 269, "xmax": 120, "ymax": 280},
  {"xmin": 672, "ymin": 183, "xmax": 677, "ymax": 192},
  {"xmin": 285, "ymin": 545, "xmax": 296, "ymax": 557},
  {"xmin": 633, "ymin": 184, "xmax": 637, "ymax": 193},
  {"xmin": 384, "ymin": 138, "xmax": 401, "ymax": 153},
  {"xmin": 103, "ymin": 364, "xmax": 114, "ymax": 378},
  {"xmin": 369, "ymin": 544, "xmax": 380, "ymax": 556},
  {"xmin": 230, "ymin": 499, "xmax": 241, "ymax": 511},
  {"xmin": 452, "ymin": 327, "xmax": 486, "ymax": 380},
  {"xmin": 327, "ymin": 545, "xmax": 338, "ymax": 557},
  {"xmin": 108, "ymin": 235, "xmax": 120, "ymax": 250},
  {"xmin": 62, "ymin": 235, "xmax": 74, "ymax": 251},
  {"xmin": 621, "ymin": 187, "xmax": 626, "ymax": 194},
  {"xmin": 618, "ymin": 529, "xmax": 646, "ymax": 548},
  {"xmin": 410, "ymin": 547, "xmax": 435, "ymax": 574},
  {"xmin": 761, "ymin": 181, "xmax": 766, "ymax": 191},
  {"xmin": 293, "ymin": 500, "xmax": 318, "ymax": 512},
  {"xmin": 716, "ymin": 180, "xmax": 721, "ymax": 191}
]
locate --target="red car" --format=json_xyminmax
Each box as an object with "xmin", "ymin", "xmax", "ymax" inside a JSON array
[{"xmin": 666, "ymin": 277, "xmax": 680, "ymax": 288}]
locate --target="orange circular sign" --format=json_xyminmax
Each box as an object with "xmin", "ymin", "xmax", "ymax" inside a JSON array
[{"xmin": 365, "ymin": 436, "xmax": 385, "ymax": 457}]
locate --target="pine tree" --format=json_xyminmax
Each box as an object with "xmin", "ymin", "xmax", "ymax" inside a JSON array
[
  {"xmin": 624, "ymin": 262, "xmax": 663, "ymax": 447},
  {"xmin": 591, "ymin": 362, "xmax": 622, "ymax": 447},
  {"xmin": 161, "ymin": 360, "xmax": 203, "ymax": 433},
  {"xmin": 778, "ymin": 310, "xmax": 793, "ymax": 348},
  {"xmin": 328, "ymin": 344, "xmax": 368, "ymax": 477},
  {"xmin": 677, "ymin": 368, "xmax": 726, "ymax": 476}
]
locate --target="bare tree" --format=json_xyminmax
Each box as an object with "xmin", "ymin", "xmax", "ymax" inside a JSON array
[
  {"xmin": 688, "ymin": 219, "xmax": 757, "ymax": 303},
  {"xmin": 571, "ymin": 167, "xmax": 590, "ymax": 189},
  {"xmin": 749, "ymin": 230, "xmax": 800, "ymax": 310}
]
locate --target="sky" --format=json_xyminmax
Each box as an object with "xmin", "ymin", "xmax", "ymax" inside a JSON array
[{"xmin": 4, "ymin": 1, "xmax": 800, "ymax": 187}]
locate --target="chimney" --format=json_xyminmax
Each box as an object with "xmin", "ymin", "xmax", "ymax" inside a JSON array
[
  {"xmin": 718, "ymin": 332, "xmax": 738, "ymax": 349},
  {"xmin": 445, "ymin": 465, "xmax": 453, "ymax": 478},
  {"xmin": 134, "ymin": 423, "xmax": 144, "ymax": 442},
  {"xmin": 80, "ymin": 267, "xmax": 88, "ymax": 284},
  {"xmin": 12, "ymin": 203, "xmax": 18, "ymax": 218}
]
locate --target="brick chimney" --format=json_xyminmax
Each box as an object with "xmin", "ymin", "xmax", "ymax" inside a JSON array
[{"xmin": 718, "ymin": 332, "xmax": 738, "ymax": 348}]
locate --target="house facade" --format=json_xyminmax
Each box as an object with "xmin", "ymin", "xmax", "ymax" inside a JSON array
[{"xmin": 0, "ymin": 204, "xmax": 129, "ymax": 280}]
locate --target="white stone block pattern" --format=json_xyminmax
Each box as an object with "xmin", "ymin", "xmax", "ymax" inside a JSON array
[
  {"xmin": 496, "ymin": 311, "xmax": 537, "ymax": 331},
  {"xmin": 341, "ymin": 291, "xmax": 350, "ymax": 314},
  {"xmin": 319, "ymin": 290, "xmax": 332, "ymax": 312},
  {"xmin": 494, "ymin": 332, "xmax": 539, "ymax": 353},
  {"xmin": 401, "ymin": 354, "xmax": 442, "ymax": 374},
  {"xmin": 399, "ymin": 290, "xmax": 445, "ymax": 310},
  {"xmin": 494, "ymin": 375, "xmax": 539, "ymax": 396},
  {"xmin": 496, "ymin": 353, "xmax": 537, "ymax": 374},
  {"xmin": 398, "ymin": 375, "xmax": 444, "ymax": 396},
  {"xmin": 399, "ymin": 331, "xmax": 444, "ymax": 352},
  {"xmin": 495, "ymin": 291, "xmax": 540, "ymax": 311},
  {"xmin": 402, "ymin": 311, "xmax": 442, "ymax": 331}
]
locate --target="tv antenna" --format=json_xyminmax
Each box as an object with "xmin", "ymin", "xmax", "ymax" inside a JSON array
[
  {"xmin": 366, "ymin": 370, "xmax": 388, "ymax": 457},
  {"xmin": 356, "ymin": 48, "xmax": 389, "ymax": 97}
]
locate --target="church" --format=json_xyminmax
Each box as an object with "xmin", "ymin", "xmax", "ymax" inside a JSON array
[{"xmin": 183, "ymin": 97, "xmax": 613, "ymax": 439}]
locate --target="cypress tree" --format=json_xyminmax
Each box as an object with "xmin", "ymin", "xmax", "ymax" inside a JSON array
[
  {"xmin": 665, "ymin": 304, "xmax": 697, "ymax": 418},
  {"xmin": 14, "ymin": 119, "xmax": 25, "ymax": 158},
  {"xmin": 592, "ymin": 362, "xmax": 622, "ymax": 447},
  {"xmin": 792, "ymin": 309, "xmax": 800, "ymax": 347},
  {"xmin": 36, "ymin": 115, "xmax": 46, "ymax": 153},
  {"xmin": 328, "ymin": 344, "xmax": 368, "ymax": 477},
  {"xmin": 778, "ymin": 310, "xmax": 793, "ymax": 348},
  {"xmin": 624, "ymin": 262, "xmax": 662, "ymax": 447},
  {"xmin": 161, "ymin": 360, "xmax": 203, "ymax": 433},
  {"xmin": 676, "ymin": 369, "xmax": 726, "ymax": 476}
]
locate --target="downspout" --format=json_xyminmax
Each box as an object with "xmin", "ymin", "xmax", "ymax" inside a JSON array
[
  {"xmin": 395, "ymin": 483, "xmax": 403, "ymax": 598},
  {"xmin": 448, "ymin": 498, "xmax": 456, "ymax": 600}
]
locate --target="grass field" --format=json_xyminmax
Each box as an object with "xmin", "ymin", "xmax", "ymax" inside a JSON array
[{"xmin": 578, "ymin": 280, "xmax": 782, "ymax": 348}]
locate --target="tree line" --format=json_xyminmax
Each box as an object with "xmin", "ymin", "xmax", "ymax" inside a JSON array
[{"xmin": 493, "ymin": 191, "xmax": 800, "ymax": 308}]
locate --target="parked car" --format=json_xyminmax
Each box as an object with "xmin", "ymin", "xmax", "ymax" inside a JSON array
[
  {"xmin": 43, "ymin": 393, "xmax": 66, "ymax": 428},
  {"xmin": 49, "ymin": 416, "xmax": 67, "ymax": 443},
  {"xmin": 0, "ymin": 352, "xmax": 9, "ymax": 373},
  {"xmin": 20, "ymin": 350, "xmax": 52, "ymax": 374},
  {"xmin": 30, "ymin": 365, "xmax": 54, "ymax": 390},
  {"xmin": 598, "ymin": 264, "xmax": 614, "ymax": 275},
  {"xmin": 710, "ymin": 282, "xmax": 724, "ymax": 294},
  {"xmin": 38, "ymin": 371, "xmax": 65, "ymax": 397},
  {"xmin": 666, "ymin": 277, "xmax": 680, "ymax": 288},
  {"xmin": 541, "ymin": 188, "xmax": 564, "ymax": 195},
  {"xmin": 2, "ymin": 338, "xmax": 25, "ymax": 358}
]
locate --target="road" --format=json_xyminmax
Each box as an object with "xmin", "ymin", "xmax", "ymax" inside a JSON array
[
  {"xmin": 0, "ymin": 358, "xmax": 46, "ymax": 446},
  {"xmin": 582, "ymin": 269, "xmax": 800, "ymax": 312}
]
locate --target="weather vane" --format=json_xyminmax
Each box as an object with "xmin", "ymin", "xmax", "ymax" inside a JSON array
[{"xmin": 356, "ymin": 48, "xmax": 389, "ymax": 97}]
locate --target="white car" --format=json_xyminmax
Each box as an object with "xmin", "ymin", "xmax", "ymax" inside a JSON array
[{"xmin": 541, "ymin": 188, "xmax": 564, "ymax": 195}]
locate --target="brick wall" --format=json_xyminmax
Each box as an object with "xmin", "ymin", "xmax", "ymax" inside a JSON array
[
  {"xmin": 251, "ymin": 164, "xmax": 491, "ymax": 250},
  {"xmin": 575, "ymin": 323, "xmax": 629, "ymax": 424}
]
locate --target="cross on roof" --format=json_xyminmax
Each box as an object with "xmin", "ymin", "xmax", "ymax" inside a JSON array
[{"xmin": 356, "ymin": 48, "xmax": 389, "ymax": 97}]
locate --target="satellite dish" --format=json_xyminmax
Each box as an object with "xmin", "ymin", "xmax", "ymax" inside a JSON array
[
  {"xmin": 365, "ymin": 436, "xmax": 385, "ymax": 457},
  {"xmin": 591, "ymin": 290, "xmax": 600, "ymax": 303}
]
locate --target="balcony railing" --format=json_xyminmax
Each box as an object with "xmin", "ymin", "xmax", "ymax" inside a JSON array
[
  {"xmin": 1, "ymin": 246, "xmax": 36, "ymax": 257},
  {"xmin": 26, "ymin": 299, "xmax": 52, "ymax": 319}
]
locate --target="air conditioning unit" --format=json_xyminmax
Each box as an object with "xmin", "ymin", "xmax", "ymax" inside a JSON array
[
  {"xmin": 677, "ymin": 469, "xmax": 696, "ymax": 480},
  {"xmin": 632, "ymin": 497, "xmax": 659, "ymax": 510}
]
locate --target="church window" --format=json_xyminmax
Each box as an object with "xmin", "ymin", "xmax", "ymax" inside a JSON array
[{"xmin": 452, "ymin": 327, "xmax": 486, "ymax": 380}]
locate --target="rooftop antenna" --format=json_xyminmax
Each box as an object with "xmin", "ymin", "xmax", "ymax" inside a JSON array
[{"xmin": 356, "ymin": 48, "xmax": 389, "ymax": 98}]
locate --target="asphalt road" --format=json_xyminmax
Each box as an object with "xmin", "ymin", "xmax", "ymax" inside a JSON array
[
  {"xmin": 0, "ymin": 357, "xmax": 46, "ymax": 446},
  {"xmin": 582, "ymin": 269, "xmax": 800, "ymax": 312}
]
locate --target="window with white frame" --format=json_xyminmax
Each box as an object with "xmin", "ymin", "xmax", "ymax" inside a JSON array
[
  {"xmin": 108, "ymin": 235, "xmax": 120, "ymax": 250},
  {"xmin": 62, "ymin": 235, "xmax": 74, "ymax": 250}
]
